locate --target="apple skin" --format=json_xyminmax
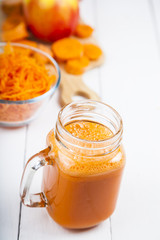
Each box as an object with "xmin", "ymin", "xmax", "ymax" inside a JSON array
[{"xmin": 23, "ymin": 0, "xmax": 79, "ymax": 41}]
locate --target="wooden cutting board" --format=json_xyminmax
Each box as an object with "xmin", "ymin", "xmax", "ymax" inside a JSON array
[{"xmin": 59, "ymin": 36, "xmax": 105, "ymax": 106}]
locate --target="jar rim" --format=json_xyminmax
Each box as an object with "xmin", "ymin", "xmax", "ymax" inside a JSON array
[{"xmin": 57, "ymin": 100, "xmax": 123, "ymax": 146}]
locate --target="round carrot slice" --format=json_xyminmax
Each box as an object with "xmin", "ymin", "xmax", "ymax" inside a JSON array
[
  {"xmin": 65, "ymin": 56, "xmax": 90, "ymax": 75},
  {"xmin": 2, "ymin": 15, "xmax": 24, "ymax": 31},
  {"xmin": 16, "ymin": 40, "xmax": 37, "ymax": 48},
  {"xmin": 1, "ymin": 15, "xmax": 28, "ymax": 42},
  {"xmin": 83, "ymin": 44, "xmax": 102, "ymax": 60},
  {"xmin": 34, "ymin": 44, "xmax": 53, "ymax": 64},
  {"xmin": 1, "ymin": 22, "xmax": 28, "ymax": 41},
  {"xmin": 52, "ymin": 38, "xmax": 83, "ymax": 61},
  {"xmin": 2, "ymin": 0, "xmax": 22, "ymax": 16},
  {"xmin": 13, "ymin": 40, "xmax": 37, "ymax": 56},
  {"xmin": 74, "ymin": 24, "xmax": 94, "ymax": 38}
]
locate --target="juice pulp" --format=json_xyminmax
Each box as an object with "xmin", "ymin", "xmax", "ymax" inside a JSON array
[{"xmin": 43, "ymin": 121, "xmax": 125, "ymax": 229}]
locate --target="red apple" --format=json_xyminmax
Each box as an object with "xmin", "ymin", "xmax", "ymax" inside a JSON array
[{"xmin": 23, "ymin": 0, "xmax": 79, "ymax": 41}]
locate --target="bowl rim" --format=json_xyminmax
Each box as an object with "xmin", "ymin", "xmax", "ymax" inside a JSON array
[{"xmin": 0, "ymin": 42, "xmax": 61, "ymax": 105}]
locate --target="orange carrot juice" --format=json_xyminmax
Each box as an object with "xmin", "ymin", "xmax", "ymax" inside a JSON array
[{"xmin": 42, "ymin": 121, "xmax": 125, "ymax": 229}]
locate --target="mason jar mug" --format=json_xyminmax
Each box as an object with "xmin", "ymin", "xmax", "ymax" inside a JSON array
[{"xmin": 20, "ymin": 100, "xmax": 125, "ymax": 229}]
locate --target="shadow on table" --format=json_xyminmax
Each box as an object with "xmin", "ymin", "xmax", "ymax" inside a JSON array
[{"xmin": 66, "ymin": 225, "xmax": 97, "ymax": 233}]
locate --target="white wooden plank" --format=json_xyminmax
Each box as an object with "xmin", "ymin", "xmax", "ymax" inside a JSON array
[
  {"xmin": 0, "ymin": 127, "xmax": 26, "ymax": 240},
  {"xmin": 20, "ymin": 208, "xmax": 111, "ymax": 240},
  {"xmin": 96, "ymin": 0, "xmax": 160, "ymax": 239}
]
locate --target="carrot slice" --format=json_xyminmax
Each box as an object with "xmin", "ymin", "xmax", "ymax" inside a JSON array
[
  {"xmin": 13, "ymin": 40, "xmax": 37, "ymax": 56},
  {"xmin": 74, "ymin": 24, "xmax": 94, "ymax": 38},
  {"xmin": 2, "ymin": 0, "xmax": 22, "ymax": 16},
  {"xmin": 16, "ymin": 40, "xmax": 38, "ymax": 48},
  {"xmin": 2, "ymin": 14, "xmax": 24, "ymax": 31},
  {"xmin": 83, "ymin": 44, "xmax": 102, "ymax": 60},
  {"xmin": 65, "ymin": 56, "xmax": 90, "ymax": 75},
  {"xmin": 34, "ymin": 44, "xmax": 53, "ymax": 64},
  {"xmin": 1, "ymin": 15, "xmax": 28, "ymax": 41},
  {"xmin": 52, "ymin": 38, "xmax": 83, "ymax": 61}
]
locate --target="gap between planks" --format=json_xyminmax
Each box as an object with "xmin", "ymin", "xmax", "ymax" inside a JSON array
[
  {"xmin": 93, "ymin": 0, "xmax": 112, "ymax": 239},
  {"xmin": 148, "ymin": 0, "xmax": 160, "ymax": 57},
  {"xmin": 17, "ymin": 125, "xmax": 28, "ymax": 240},
  {"xmin": 94, "ymin": 0, "xmax": 103, "ymax": 99}
]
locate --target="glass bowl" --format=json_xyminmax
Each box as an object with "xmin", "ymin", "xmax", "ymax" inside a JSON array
[{"xmin": 0, "ymin": 42, "xmax": 61, "ymax": 127}]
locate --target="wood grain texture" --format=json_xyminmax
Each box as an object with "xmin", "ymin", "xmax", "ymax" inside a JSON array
[{"xmin": 60, "ymin": 67, "xmax": 100, "ymax": 106}]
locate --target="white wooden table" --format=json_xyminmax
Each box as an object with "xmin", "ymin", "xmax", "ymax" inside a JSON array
[{"xmin": 1, "ymin": 0, "xmax": 160, "ymax": 239}]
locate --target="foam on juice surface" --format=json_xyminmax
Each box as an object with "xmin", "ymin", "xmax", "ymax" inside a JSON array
[
  {"xmin": 47, "ymin": 121, "xmax": 125, "ymax": 176},
  {"xmin": 65, "ymin": 121, "xmax": 113, "ymax": 141}
]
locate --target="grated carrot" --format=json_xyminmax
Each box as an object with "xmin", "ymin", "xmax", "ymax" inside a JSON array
[{"xmin": 0, "ymin": 43, "xmax": 56, "ymax": 101}]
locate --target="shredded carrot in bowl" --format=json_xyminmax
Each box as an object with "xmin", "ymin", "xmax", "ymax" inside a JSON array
[
  {"xmin": 0, "ymin": 43, "xmax": 59, "ymax": 126},
  {"xmin": 0, "ymin": 43, "xmax": 56, "ymax": 101}
]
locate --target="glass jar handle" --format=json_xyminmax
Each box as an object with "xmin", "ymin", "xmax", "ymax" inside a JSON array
[{"xmin": 20, "ymin": 147, "xmax": 53, "ymax": 207}]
